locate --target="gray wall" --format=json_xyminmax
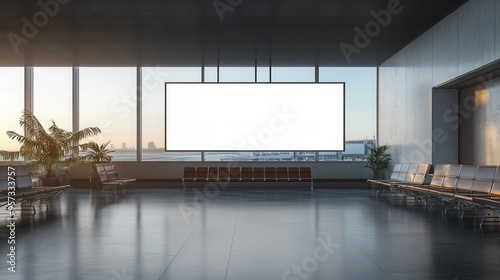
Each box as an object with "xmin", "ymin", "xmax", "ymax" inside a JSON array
[
  {"xmin": 432, "ymin": 89, "xmax": 459, "ymax": 164},
  {"xmin": 379, "ymin": 0, "xmax": 500, "ymax": 165}
]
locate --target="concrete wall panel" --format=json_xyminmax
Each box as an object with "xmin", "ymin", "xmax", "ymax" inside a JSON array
[
  {"xmin": 379, "ymin": 49, "xmax": 407, "ymax": 163},
  {"xmin": 405, "ymin": 31, "xmax": 433, "ymax": 163},
  {"xmin": 496, "ymin": 0, "xmax": 500, "ymax": 59},
  {"xmin": 457, "ymin": 0, "xmax": 495, "ymax": 75},
  {"xmin": 432, "ymin": 11, "xmax": 458, "ymax": 87}
]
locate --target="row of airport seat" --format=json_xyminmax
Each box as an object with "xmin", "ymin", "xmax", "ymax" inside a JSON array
[
  {"xmin": 0, "ymin": 165, "xmax": 71, "ymax": 213},
  {"xmin": 182, "ymin": 166, "xmax": 313, "ymax": 189},
  {"xmin": 369, "ymin": 163, "xmax": 500, "ymax": 216},
  {"xmin": 367, "ymin": 163, "xmax": 431, "ymax": 196}
]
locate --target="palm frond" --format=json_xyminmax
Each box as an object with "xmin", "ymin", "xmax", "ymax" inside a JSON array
[
  {"xmin": 48, "ymin": 122, "xmax": 71, "ymax": 139},
  {"xmin": 20, "ymin": 111, "xmax": 50, "ymax": 141},
  {"xmin": 80, "ymin": 141, "xmax": 99, "ymax": 151},
  {"xmin": 70, "ymin": 127, "xmax": 101, "ymax": 143},
  {"xmin": 6, "ymin": 130, "xmax": 26, "ymax": 143},
  {"xmin": 81, "ymin": 140, "xmax": 114, "ymax": 163}
]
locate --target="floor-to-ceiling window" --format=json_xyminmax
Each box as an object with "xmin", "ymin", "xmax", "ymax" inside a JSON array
[
  {"xmin": 219, "ymin": 67, "xmax": 255, "ymax": 82},
  {"xmin": 141, "ymin": 67, "xmax": 202, "ymax": 161},
  {"xmin": 0, "ymin": 67, "xmax": 24, "ymax": 159},
  {"xmin": 33, "ymin": 67, "xmax": 73, "ymax": 132},
  {"xmin": 257, "ymin": 66, "xmax": 270, "ymax": 83},
  {"xmin": 319, "ymin": 67, "xmax": 377, "ymax": 161},
  {"xmin": 203, "ymin": 66, "xmax": 218, "ymax": 82},
  {"xmin": 79, "ymin": 67, "xmax": 137, "ymax": 161},
  {"xmin": 271, "ymin": 67, "xmax": 315, "ymax": 82}
]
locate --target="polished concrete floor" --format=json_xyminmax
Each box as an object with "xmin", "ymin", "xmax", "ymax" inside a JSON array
[{"xmin": 1, "ymin": 188, "xmax": 500, "ymax": 280}]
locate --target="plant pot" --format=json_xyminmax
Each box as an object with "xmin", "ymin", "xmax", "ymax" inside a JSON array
[
  {"xmin": 41, "ymin": 177, "xmax": 59, "ymax": 187},
  {"xmin": 89, "ymin": 173, "xmax": 100, "ymax": 189},
  {"xmin": 369, "ymin": 172, "xmax": 385, "ymax": 180}
]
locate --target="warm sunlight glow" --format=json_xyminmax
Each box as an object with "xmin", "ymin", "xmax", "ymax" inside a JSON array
[{"xmin": 474, "ymin": 88, "xmax": 489, "ymax": 106}]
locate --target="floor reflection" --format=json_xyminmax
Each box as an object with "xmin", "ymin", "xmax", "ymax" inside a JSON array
[{"xmin": 1, "ymin": 188, "xmax": 500, "ymax": 280}]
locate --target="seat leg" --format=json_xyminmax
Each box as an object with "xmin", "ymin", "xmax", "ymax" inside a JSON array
[
  {"xmin": 99, "ymin": 185, "xmax": 109, "ymax": 197},
  {"xmin": 112, "ymin": 186, "xmax": 118, "ymax": 197},
  {"xmin": 120, "ymin": 184, "xmax": 126, "ymax": 194}
]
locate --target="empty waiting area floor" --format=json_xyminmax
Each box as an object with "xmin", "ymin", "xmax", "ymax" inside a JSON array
[{"xmin": 1, "ymin": 188, "xmax": 500, "ymax": 280}]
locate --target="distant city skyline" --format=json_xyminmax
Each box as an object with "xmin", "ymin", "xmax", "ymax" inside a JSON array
[{"xmin": 115, "ymin": 141, "xmax": 164, "ymax": 151}]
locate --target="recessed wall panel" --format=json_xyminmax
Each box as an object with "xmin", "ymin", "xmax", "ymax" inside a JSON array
[{"xmin": 459, "ymin": 77, "xmax": 500, "ymax": 165}]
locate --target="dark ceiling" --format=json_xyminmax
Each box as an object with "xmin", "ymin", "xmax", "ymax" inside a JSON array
[{"xmin": 0, "ymin": 0, "xmax": 467, "ymax": 66}]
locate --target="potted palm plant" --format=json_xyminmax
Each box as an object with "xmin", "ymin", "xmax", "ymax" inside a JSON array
[
  {"xmin": 80, "ymin": 141, "xmax": 115, "ymax": 188},
  {"xmin": 364, "ymin": 144, "xmax": 391, "ymax": 180},
  {"xmin": 81, "ymin": 140, "xmax": 115, "ymax": 164},
  {"xmin": 0, "ymin": 111, "xmax": 101, "ymax": 186}
]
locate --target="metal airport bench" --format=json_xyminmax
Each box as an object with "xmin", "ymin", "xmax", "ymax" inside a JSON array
[
  {"xmin": 0, "ymin": 165, "xmax": 71, "ymax": 213},
  {"xmin": 182, "ymin": 166, "xmax": 314, "ymax": 190},
  {"xmin": 373, "ymin": 163, "xmax": 500, "ymax": 226},
  {"xmin": 93, "ymin": 163, "xmax": 136, "ymax": 197},
  {"xmin": 367, "ymin": 163, "xmax": 431, "ymax": 197},
  {"xmin": 407, "ymin": 165, "xmax": 500, "ymax": 218}
]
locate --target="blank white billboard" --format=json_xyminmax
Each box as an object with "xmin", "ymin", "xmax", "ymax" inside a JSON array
[{"xmin": 165, "ymin": 83, "xmax": 344, "ymax": 151}]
